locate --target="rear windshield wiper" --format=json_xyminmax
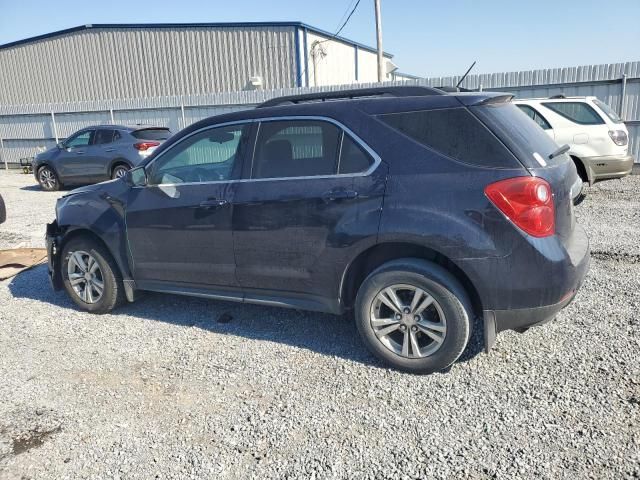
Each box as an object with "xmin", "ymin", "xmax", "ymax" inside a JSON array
[{"xmin": 548, "ymin": 144, "xmax": 570, "ymax": 160}]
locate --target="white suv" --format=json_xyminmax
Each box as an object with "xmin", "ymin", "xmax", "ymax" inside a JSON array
[{"xmin": 513, "ymin": 96, "xmax": 634, "ymax": 184}]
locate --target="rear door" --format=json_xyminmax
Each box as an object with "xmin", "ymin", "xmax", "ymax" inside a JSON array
[
  {"xmin": 232, "ymin": 118, "xmax": 386, "ymax": 304},
  {"xmin": 92, "ymin": 128, "xmax": 118, "ymax": 179},
  {"xmin": 126, "ymin": 122, "xmax": 251, "ymax": 289}
]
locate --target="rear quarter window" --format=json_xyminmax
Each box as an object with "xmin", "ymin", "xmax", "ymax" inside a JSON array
[
  {"xmin": 131, "ymin": 128, "xmax": 171, "ymax": 140},
  {"xmin": 541, "ymin": 102, "xmax": 604, "ymax": 125},
  {"xmin": 473, "ymin": 103, "xmax": 566, "ymax": 168},
  {"xmin": 379, "ymin": 107, "xmax": 518, "ymax": 168}
]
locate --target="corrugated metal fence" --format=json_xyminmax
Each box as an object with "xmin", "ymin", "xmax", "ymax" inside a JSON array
[{"xmin": 1, "ymin": 61, "xmax": 638, "ymax": 167}]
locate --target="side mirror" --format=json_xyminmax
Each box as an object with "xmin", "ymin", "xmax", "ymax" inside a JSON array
[{"xmin": 125, "ymin": 166, "xmax": 148, "ymax": 187}]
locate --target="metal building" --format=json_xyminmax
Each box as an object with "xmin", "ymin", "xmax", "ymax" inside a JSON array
[{"xmin": 0, "ymin": 22, "xmax": 401, "ymax": 105}]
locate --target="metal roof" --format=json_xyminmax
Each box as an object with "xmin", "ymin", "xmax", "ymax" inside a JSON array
[{"xmin": 0, "ymin": 22, "xmax": 394, "ymax": 57}]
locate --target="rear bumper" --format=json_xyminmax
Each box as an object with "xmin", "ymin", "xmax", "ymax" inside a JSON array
[
  {"xmin": 587, "ymin": 154, "xmax": 635, "ymax": 182},
  {"xmin": 470, "ymin": 224, "xmax": 591, "ymax": 352}
]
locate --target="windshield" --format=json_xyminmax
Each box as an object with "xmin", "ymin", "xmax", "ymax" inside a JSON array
[
  {"xmin": 472, "ymin": 102, "xmax": 567, "ymax": 168},
  {"xmin": 593, "ymin": 98, "xmax": 623, "ymax": 123}
]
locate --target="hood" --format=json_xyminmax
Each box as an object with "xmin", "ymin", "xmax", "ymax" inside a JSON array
[{"xmin": 61, "ymin": 179, "xmax": 122, "ymax": 198}]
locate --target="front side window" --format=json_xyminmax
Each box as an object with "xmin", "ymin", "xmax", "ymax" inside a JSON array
[
  {"xmin": 516, "ymin": 105, "xmax": 552, "ymax": 130},
  {"xmin": 147, "ymin": 124, "xmax": 247, "ymax": 185},
  {"xmin": 65, "ymin": 130, "xmax": 94, "ymax": 147},
  {"xmin": 542, "ymin": 101, "xmax": 604, "ymax": 125},
  {"xmin": 252, "ymin": 120, "xmax": 341, "ymax": 179}
]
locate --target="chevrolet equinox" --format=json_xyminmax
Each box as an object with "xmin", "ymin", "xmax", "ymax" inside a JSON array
[{"xmin": 46, "ymin": 87, "xmax": 590, "ymax": 374}]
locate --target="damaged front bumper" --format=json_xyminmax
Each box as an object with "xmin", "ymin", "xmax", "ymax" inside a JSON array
[{"xmin": 45, "ymin": 221, "xmax": 63, "ymax": 290}]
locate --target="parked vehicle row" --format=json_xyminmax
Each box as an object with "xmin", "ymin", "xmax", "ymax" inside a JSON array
[
  {"xmin": 514, "ymin": 96, "xmax": 634, "ymax": 184},
  {"xmin": 33, "ymin": 125, "xmax": 172, "ymax": 191},
  {"xmin": 45, "ymin": 86, "xmax": 590, "ymax": 374}
]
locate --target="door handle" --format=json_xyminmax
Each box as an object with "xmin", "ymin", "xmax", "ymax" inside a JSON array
[
  {"xmin": 104, "ymin": 148, "xmax": 115, "ymax": 152},
  {"xmin": 198, "ymin": 198, "xmax": 228, "ymax": 209},
  {"xmin": 75, "ymin": 150, "xmax": 85, "ymax": 154},
  {"xmin": 322, "ymin": 189, "xmax": 359, "ymax": 202}
]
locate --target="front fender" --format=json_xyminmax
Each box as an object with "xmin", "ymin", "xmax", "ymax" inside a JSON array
[{"xmin": 55, "ymin": 182, "xmax": 132, "ymax": 280}]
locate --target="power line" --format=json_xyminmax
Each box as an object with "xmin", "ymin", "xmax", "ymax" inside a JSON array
[
  {"xmin": 335, "ymin": 0, "xmax": 362, "ymax": 37},
  {"xmin": 296, "ymin": 0, "xmax": 363, "ymax": 86}
]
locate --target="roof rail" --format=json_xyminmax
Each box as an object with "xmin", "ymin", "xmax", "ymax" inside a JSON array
[
  {"xmin": 549, "ymin": 94, "xmax": 566, "ymax": 99},
  {"xmin": 257, "ymin": 86, "xmax": 445, "ymax": 108}
]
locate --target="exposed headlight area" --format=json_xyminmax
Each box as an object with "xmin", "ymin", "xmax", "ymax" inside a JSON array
[{"xmin": 608, "ymin": 129, "xmax": 628, "ymax": 146}]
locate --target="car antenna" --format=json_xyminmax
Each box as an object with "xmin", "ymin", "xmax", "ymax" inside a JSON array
[{"xmin": 455, "ymin": 61, "xmax": 477, "ymax": 89}]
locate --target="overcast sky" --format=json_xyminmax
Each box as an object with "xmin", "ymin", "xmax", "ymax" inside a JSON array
[{"xmin": 1, "ymin": 0, "xmax": 638, "ymax": 78}]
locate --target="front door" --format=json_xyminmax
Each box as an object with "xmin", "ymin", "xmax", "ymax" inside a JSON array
[
  {"xmin": 59, "ymin": 129, "xmax": 95, "ymax": 181},
  {"xmin": 125, "ymin": 122, "xmax": 251, "ymax": 288},
  {"xmin": 233, "ymin": 118, "xmax": 386, "ymax": 302}
]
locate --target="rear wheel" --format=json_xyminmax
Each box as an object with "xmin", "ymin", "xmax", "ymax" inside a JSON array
[
  {"xmin": 111, "ymin": 164, "xmax": 130, "ymax": 180},
  {"xmin": 61, "ymin": 236, "xmax": 125, "ymax": 313},
  {"xmin": 354, "ymin": 259, "xmax": 472, "ymax": 374},
  {"xmin": 37, "ymin": 166, "xmax": 60, "ymax": 191}
]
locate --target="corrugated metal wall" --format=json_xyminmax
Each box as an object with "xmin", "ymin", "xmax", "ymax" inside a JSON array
[
  {"xmin": 1, "ymin": 61, "xmax": 638, "ymax": 167},
  {"xmin": 0, "ymin": 26, "xmax": 297, "ymax": 105}
]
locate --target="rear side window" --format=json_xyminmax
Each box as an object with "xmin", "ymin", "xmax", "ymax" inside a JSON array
[
  {"xmin": 94, "ymin": 129, "xmax": 115, "ymax": 145},
  {"xmin": 593, "ymin": 98, "xmax": 623, "ymax": 123},
  {"xmin": 252, "ymin": 120, "xmax": 341, "ymax": 179},
  {"xmin": 339, "ymin": 135, "xmax": 374, "ymax": 174},
  {"xmin": 542, "ymin": 102, "xmax": 604, "ymax": 125},
  {"xmin": 379, "ymin": 108, "xmax": 517, "ymax": 168},
  {"xmin": 131, "ymin": 128, "xmax": 171, "ymax": 140}
]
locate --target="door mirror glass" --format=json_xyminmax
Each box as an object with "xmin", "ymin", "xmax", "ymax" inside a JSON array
[{"xmin": 126, "ymin": 167, "xmax": 147, "ymax": 187}]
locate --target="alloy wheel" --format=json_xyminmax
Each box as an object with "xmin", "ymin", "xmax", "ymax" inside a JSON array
[
  {"xmin": 369, "ymin": 284, "xmax": 447, "ymax": 358},
  {"xmin": 39, "ymin": 168, "xmax": 57, "ymax": 190},
  {"xmin": 66, "ymin": 250, "xmax": 104, "ymax": 304},
  {"xmin": 113, "ymin": 166, "xmax": 128, "ymax": 179}
]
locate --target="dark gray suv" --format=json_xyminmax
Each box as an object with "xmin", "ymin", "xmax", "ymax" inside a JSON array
[{"xmin": 33, "ymin": 125, "xmax": 171, "ymax": 191}]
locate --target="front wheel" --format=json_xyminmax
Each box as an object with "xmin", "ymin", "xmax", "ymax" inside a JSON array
[
  {"xmin": 61, "ymin": 236, "xmax": 125, "ymax": 313},
  {"xmin": 37, "ymin": 166, "xmax": 60, "ymax": 191},
  {"xmin": 355, "ymin": 259, "xmax": 472, "ymax": 374}
]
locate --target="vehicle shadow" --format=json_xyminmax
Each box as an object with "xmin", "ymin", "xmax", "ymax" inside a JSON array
[
  {"xmin": 20, "ymin": 184, "xmax": 76, "ymax": 192},
  {"xmin": 19, "ymin": 184, "xmax": 42, "ymax": 191},
  {"xmin": 7, "ymin": 265, "xmax": 484, "ymax": 371}
]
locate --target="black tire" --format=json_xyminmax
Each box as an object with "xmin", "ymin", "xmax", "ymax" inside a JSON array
[
  {"xmin": 354, "ymin": 258, "xmax": 472, "ymax": 374},
  {"xmin": 0, "ymin": 193, "xmax": 5, "ymax": 224},
  {"xmin": 61, "ymin": 236, "xmax": 126, "ymax": 314},
  {"xmin": 111, "ymin": 163, "xmax": 130, "ymax": 180},
  {"xmin": 37, "ymin": 165, "xmax": 61, "ymax": 191}
]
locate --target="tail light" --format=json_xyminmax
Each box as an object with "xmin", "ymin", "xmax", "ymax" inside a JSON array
[
  {"xmin": 608, "ymin": 130, "xmax": 628, "ymax": 146},
  {"xmin": 484, "ymin": 176, "xmax": 555, "ymax": 238},
  {"xmin": 134, "ymin": 141, "xmax": 160, "ymax": 151}
]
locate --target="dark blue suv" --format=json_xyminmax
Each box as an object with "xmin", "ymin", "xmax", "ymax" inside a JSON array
[{"xmin": 45, "ymin": 87, "xmax": 589, "ymax": 373}]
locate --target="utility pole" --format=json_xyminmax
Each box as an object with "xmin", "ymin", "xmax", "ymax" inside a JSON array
[{"xmin": 374, "ymin": 0, "xmax": 384, "ymax": 82}]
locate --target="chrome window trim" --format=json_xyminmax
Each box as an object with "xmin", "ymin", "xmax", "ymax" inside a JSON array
[{"xmin": 139, "ymin": 115, "xmax": 381, "ymax": 188}]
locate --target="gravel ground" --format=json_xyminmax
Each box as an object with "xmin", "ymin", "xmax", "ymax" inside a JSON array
[{"xmin": 0, "ymin": 170, "xmax": 638, "ymax": 479}]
